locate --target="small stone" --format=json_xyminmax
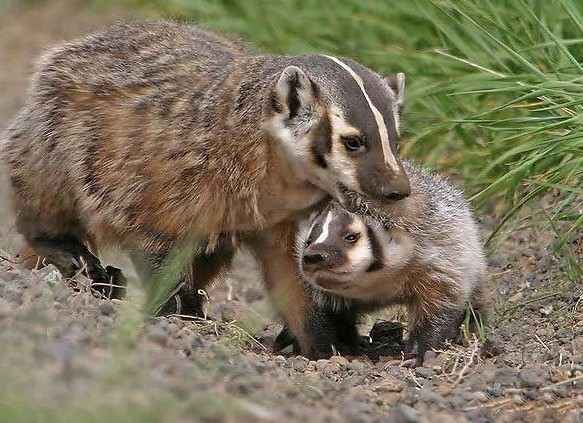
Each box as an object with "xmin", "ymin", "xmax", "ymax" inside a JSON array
[
  {"xmin": 0, "ymin": 300, "xmax": 14, "ymax": 319},
  {"xmin": 315, "ymin": 359, "xmax": 329, "ymax": 372},
  {"xmin": 541, "ymin": 392, "xmax": 556, "ymax": 403},
  {"xmin": 97, "ymin": 315, "xmax": 114, "ymax": 327},
  {"xmin": 493, "ymin": 368, "xmax": 517, "ymax": 387},
  {"xmin": 414, "ymin": 367, "xmax": 432, "ymax": 379},
  {"xmin": 98, "ymin": 301, "xmax": 116, "ymax": 316},
  {"xmin": 325, "ymin": 362, "xmax": 340, "ymax": 374},
  {"xmin": 146, "ymin": 326, "xmax": 168, "ymax": 346},
  {"xmin": 273, "ymin": 355, "xmax": 286, "ymax": 365},
  {"xmin": 387, "ymin": 404, "xmax": 422, "ymax": 423},
  {"xmin": 539, "ymin": 305, "xmax": 553, "ymax": 316},
  {"xmin": 461, "ymin": 391, "xmax": 488, "ymax": 403},
  {"xmin": 372, "ymin": 375, "xmax": 405, "ymax": 393},
  {"xmin": 486, "ymin": 386, "xmax": 502, "ymax": 397},
  {"xmin": 348, "ymin": 359, "xmax": 366, "ymax": 371},
  {"xmin": 287, "ymin": 356, "xmax": 309, "ymax": 371},
  {"xmin": 556, "ymin": 328, "xmax": 574, "ymax": 341},
  {"xmin": 330, "ymin": 355, "xmax": 349, "ymax": 366},
  {"xmin": 419, "ymin": 388, "xmax": 444, "ymax": 403},
  {"xmin": 524, "ymin": 390, "xmax": 539, "ymax": 400},
  {"xmin": 519, "ymin": 367, "xmax": 544, "ymax": 389}
]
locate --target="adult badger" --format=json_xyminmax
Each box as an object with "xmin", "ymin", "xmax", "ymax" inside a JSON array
[{"xmin": 1, "ymin": 21, "xmax": 410, "ymax": 358}]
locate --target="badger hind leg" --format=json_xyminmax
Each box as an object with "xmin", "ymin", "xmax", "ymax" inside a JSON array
[
  {"xmin": 406, "ymin": 307, "xmax": 465, "ymax": 367},
  {"xmin": 24, "ymin": 236, "xmax": 126, "ymax": 299}
]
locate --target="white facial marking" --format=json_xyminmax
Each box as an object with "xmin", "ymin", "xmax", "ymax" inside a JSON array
[
  {"xmin": 315, "ymin": 211, "xmax": 333, "ymax": 244},
  {"xmin": 322, "ymin": 55, "xmax": 400, "ymax": 173}
]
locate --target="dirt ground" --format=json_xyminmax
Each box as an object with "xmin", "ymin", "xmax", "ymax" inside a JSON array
[{"xmin": 0, "ymin": 2, "xmax": 582, "ymax": 422}]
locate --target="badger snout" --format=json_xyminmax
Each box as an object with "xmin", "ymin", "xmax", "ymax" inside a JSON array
[
  {"xmin": 369, "ymin": 170, "xmax": 411, "ymax": 202},
  {"xmin": 301, "ymin": 244, "xmax": 344, "ymax": 273}
]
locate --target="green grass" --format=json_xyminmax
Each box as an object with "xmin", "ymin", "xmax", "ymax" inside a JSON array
[{"xmin": 115, "ymin": 0, "xmax": 582, "ymax": 276}]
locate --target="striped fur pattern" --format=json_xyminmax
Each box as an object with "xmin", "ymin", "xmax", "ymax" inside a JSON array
[
  {"xmin": 1, "ymin": 21, "xmax": 411, "ymax": 357},
  {"xmin": 295, "ymin": 160, "xmax": 491, "ymax": 364}
]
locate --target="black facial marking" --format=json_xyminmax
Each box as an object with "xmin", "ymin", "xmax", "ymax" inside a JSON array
[
  {"xmin": 287, "ymin": 72, "xmax": 301, "ymax": 119},
  {"xmin": 365, "ymin": 225, "xmax": 383, "ymax": 273},
  {"xmin": 310, "ymin": 114, "xmax": 332, "ymax": 168}
]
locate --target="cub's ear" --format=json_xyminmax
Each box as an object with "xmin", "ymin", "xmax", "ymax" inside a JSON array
[
  {"xmin": 384, "ymin": 72, "xmax": 405, "ymax": 117},
  {"xmin": 273, "ymin": 66, "xmax": 318, "ymax": 119}
]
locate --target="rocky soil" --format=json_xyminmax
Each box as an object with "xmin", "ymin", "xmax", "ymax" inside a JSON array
[{"xmin": 0, "ymin": 2, "xmax": 582, "ymax": 422}]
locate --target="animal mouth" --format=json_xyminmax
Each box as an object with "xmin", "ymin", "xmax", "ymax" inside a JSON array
[
  {"xmin": 307, "ymin": 271, "xmax": 351, "ymax": 291},
  {"xmin": 337, "ymin": 182, "xmax": 370, "ymax": 214}
]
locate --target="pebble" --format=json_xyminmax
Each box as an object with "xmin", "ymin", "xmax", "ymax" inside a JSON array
[
  {"xmin": 486, "ymin": 386, "xmax": 502, "ymax": 397},
  {"xmin": 493, "ymin": 368, "xmax": 517, "ymax": 387},
  {"xmin": 146, "ymin": 326, "xmax": 168, "ymax": 346},
  {"xmin": 287, "ymin": 356, "xmax": 309, "ymax": 371},
  {"xmin": 325, "ymin": 362, "xmax": 340, "ymax": 374},
  {"xmin": 518, "ymin": 366, "xmax": 545, "ymax": 388},
  {"xmin": 419, "ymin": 388, "xmax": 445, "ymax": 404},
  {"xmin": 98, "ymin": 301, "xmax": 116, "ymax": 316},
  {"xmin": 387, "ymin": 404, "xmax": 423, "ymax": 423},
  {"xmin": 315, "ymin": 359, "xmax": 329, "ymax": 372},
  {"xmin": 415, "ymin": 367, "xmax": 433, "ymax": 379},
  {"xmin": 330, "ymin": 355, "xmax": 349, "ymax": 367},
  {"xmin": 348, "ymin": 359, "xmax": 366, "ymax": 371},
  {"xmin": 273, "ymin": 355, "xmax": 286, "ymax": 365},
  {"xmin": 0, "ymin": 300, "xmax": 13, "ymax": 319}
]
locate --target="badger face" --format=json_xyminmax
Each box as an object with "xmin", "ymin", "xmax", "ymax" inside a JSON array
[
  {"xmin": 297, "ymin": 202, "xmax": 414, "ymax": 301},
  {"xmin": 266, "ymin": 57, "xmax": 410, "ymax": 211}
]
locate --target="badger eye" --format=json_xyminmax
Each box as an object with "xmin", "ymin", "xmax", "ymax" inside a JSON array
[
  {"xmin": 344, "ymin": 233, "xmax": 360, "ymax": 243},
  {"xmin": 343, "ymin": 136, "xmax": 365, "ymax": 152},
  {"xmin": 305, "ymin": 236, "xmax": 313, "ymax": 246}
]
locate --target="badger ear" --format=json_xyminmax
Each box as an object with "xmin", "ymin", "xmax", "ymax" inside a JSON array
[
  {"xmin": 384, "ymin": 72, "xmax": 405, "ymax": 117},
  {"xmin": 273, "ymin": 66, "xmax": 318, "ymax": 119}
]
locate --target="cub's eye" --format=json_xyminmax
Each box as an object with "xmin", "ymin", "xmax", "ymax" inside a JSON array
[
  {"xmin": 343, "ymin": 136, "xmax": 365, "ymax": 152},
  {"xmin": 305, "ymin": 236, "xmax": 313, "ymax": 246},
  {"xmin": 344, "ymin": 233, "xmax": 360, "ymax": 243}
]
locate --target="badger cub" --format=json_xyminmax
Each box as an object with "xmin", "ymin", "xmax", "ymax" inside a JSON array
[{"xmin": 289, "ymin": 161, "xmax": 490, "ymax": 365}]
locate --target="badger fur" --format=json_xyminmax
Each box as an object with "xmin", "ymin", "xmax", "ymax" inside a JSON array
[
  {"xmin": 277, "ymin": 160, "xmax": 491, "ymax": 364},
  {"xmin": 1, "ymin": 21, "xmax": 411, "ymax": 358}
]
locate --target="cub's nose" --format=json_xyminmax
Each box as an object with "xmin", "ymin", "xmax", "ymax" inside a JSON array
[
  {"xmin": 302, "ymin": 252, "xmax": 327, "ymax": 268},
  {"xmin": 301, "ymin": 244, "xmax": 344, "ymax": 272}
]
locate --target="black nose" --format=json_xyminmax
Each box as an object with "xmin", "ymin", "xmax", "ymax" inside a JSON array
[
  {"xmin": 384, "ymin": 191, "xmax": 409, "ymax": 201},
  {"xmin": 302, "ymin": 253, "xmax": 326, "ymax": 267}
]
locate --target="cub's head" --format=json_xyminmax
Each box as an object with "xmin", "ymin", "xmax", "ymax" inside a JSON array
[
  {"xmin": 266, "ymin": 55, "xmax": 410, "ymax": 210},
  {"xmin": 297, "ymin": 202, "xmax": 414, "ymax": 301}
]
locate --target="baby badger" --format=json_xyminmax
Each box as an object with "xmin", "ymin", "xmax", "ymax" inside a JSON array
[
  {"xmin": 277, "ymin": 160, "xmax": 490, "ymax": 365},
  {"xmin": 1, "ymin": 21, "xmax": 410, "ymax": 358}
]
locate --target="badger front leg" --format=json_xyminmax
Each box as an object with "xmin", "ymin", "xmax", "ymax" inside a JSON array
[{"xmin": 244, "ymin": 221, "xmax": 344, "ymax": 359}]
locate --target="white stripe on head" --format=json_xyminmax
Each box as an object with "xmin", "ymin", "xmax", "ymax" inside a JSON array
[
  {"xmin": 315, "ymin": 211, "xmax": 333, "ymax": 244},
  {"xmin": 322, "ymin": 55, "xmax": 400, "ymax": 173}
]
